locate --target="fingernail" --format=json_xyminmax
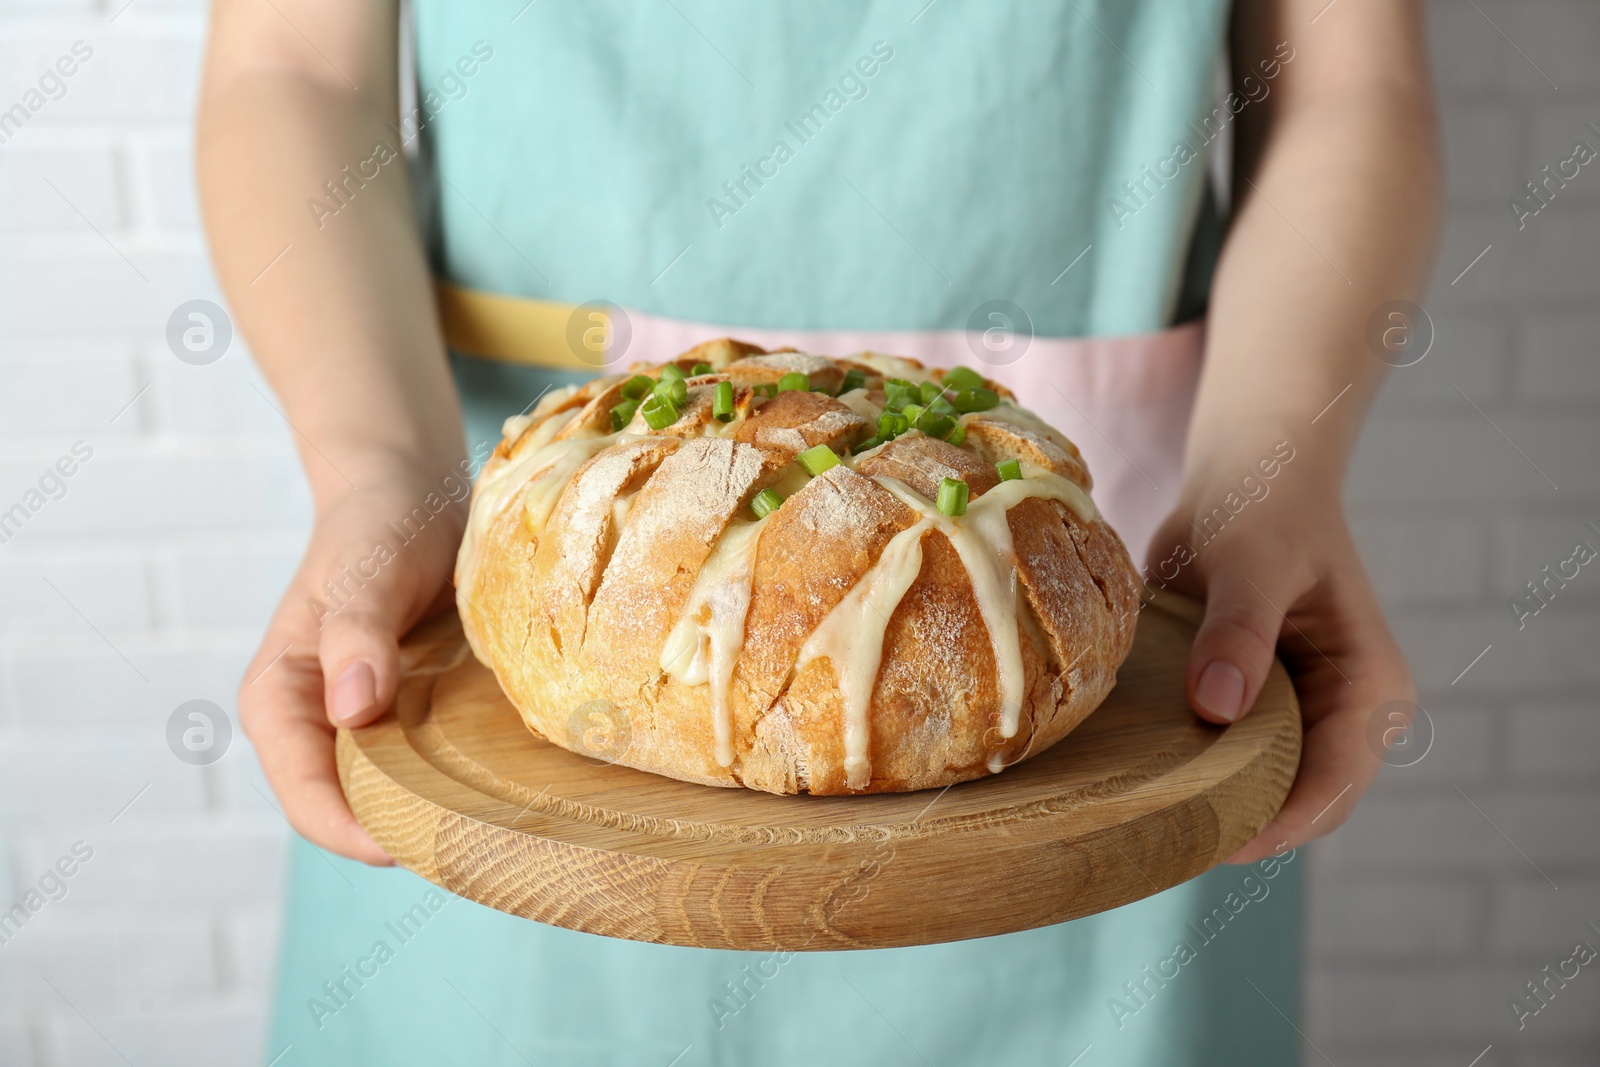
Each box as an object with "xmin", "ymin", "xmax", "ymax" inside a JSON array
[
  {"xmin": 329, "ymin": 661, "xmax": 376, "ymax": 724},
  {"xmin": 1195, "ymin": 661, "xmax": 1247, "ymax": 722}
]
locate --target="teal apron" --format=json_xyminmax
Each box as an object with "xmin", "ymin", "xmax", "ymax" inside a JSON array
[{"xmin": 266, "ymin": 3, "xmax": 1305, "ymax": 1064}]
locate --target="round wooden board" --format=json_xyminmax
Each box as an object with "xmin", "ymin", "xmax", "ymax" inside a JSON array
[{"xmin": 338, "ymin": 591, "xmax": 1300, "ymax": 951}]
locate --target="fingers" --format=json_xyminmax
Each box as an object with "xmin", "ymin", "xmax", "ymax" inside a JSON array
[
  {"xmin": 1225, "ymin": 590, "xmax": 1415, "ymax": 863},
  {"xmin": 1225, "ymin": 702, "xmax": 1381, "ymax": 864},
  {"xmin": 240, "ymin": 640, "xmax": 394, "ymax": 866},
  {"xmin": 312, "ymin": 517, "xmax": 459, "ymax": 728},
  {"xmin": 233, "ymin": 493, "xmax": 462, "ymax": 869},
  {"xmin": 1185, "ymin": 560, "xmax": 1301, "ymax": 725},
  {"xmin": 317, "ymin": 592, "xmax": 411, "ymax": 730}
]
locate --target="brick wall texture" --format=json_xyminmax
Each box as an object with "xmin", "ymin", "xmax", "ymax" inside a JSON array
[{"xmin": 0, "ymin": 1, "xmax": 1595, "ymax": 1065}]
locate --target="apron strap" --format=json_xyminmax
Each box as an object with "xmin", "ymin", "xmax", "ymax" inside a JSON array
[{"xmin": 436, "ymin": 280, "xmax": 612, "ymax": 370}]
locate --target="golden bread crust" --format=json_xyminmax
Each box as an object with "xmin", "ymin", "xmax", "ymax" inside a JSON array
[{"xmin": 456, "ymin": 342, "xmax": 1140, "ymax": 794}]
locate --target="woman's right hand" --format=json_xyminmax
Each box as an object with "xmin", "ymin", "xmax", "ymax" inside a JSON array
[
  {"xmin": 238, "ymin": 470, "xmax": 469, "ymax": 865},
  {"xmin": 200, "ymin": 0, "xmax": 471, "ymax": 866}
]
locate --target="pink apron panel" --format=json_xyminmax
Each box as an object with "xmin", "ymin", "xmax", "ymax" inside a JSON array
[{"xmin": 618, "ymin": 310, "xmax": 1205, "ymax": 563}]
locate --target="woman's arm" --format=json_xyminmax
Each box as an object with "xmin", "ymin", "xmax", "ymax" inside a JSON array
[
  {"xmin": 1154, "ymin": 0, "xmax": 1442, "ymax": 860},
  {"xmin": 199, "ymin": 0, "xmax": 466, "ymax": 863},
  {"xmin": 1198, "ymin": 0, "xmax": 1439, "ymax": 477}
]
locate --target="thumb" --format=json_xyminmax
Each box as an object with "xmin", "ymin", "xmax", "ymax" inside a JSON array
[
  {"xmin": 1186, "ymin": 566, "xmax": 1291, "ymax": 725},
  {"xmin": 318, "ymin": 595, "xmax": 407, "ymax": 729}
]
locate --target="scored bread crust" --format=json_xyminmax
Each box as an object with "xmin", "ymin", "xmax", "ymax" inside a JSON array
[{"xmin": 455, "ymin": 339, "xmax": 1140, "ymax": 795}]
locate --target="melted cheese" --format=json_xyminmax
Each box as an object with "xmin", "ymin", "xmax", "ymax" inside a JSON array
[
  {"xmin": 871, "ymin": 469, "xmax": 1097, "ymax": 753},
  {"xmin": 963, "ymin": 404, "xmax": 1079, "ymax": 454},
  {"xmin": 457, "ymin": 407, "xmax": 588, "ymax": 591},
  {"xmin": 835, "ymin": 387, "xmax": 884, "ymax": 423},
  {"xmin": 873, "ymin": 478, "xmax": 1026, "ymax": 744},
  {"xmin": 841, "ymin": 351, "xmax": 937, "ymax": 382},
  {"xmin": 500, "ymin": 384, "xmax": 579, "ymax": 443},
  {"xmin": 994, "ymin": 461, "xmax": 1097, "ymax": 523},
  {"xmin": 519, "ymin": 435, "xmax": 619, "ymax": 535},
  {"xmin": 470, "ymin": 408, "xmax": 581, "ymax": 541},
  {"xmin": 795, "ymin": 518, "xmax": 931, "ymax": 789},
  {"xmin": 660, "ymin": 517, "xmax": 769, "ymax": 766}
]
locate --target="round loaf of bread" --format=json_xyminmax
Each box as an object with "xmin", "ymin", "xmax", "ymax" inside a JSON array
[{"xmin": 455, "ymin": 339, "xmax": 1140, "ymax": 795}]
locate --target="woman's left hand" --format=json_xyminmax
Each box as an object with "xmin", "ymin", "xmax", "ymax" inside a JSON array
[{"xmin": 1144, "ymin": 462, "xmax": 1416, "ymax": 863}]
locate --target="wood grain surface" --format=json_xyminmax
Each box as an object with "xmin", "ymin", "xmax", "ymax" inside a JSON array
[{"xmin": 337, "ymin": 591, "xmax": 1301, "ymax": 951}]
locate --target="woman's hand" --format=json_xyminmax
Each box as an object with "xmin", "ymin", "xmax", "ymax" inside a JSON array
[
  {"xmin": 1145, "ymin": 457, "xmax": 1415, "ymax": 864},
  {"xmin": 1150, "ymin": 0, "xmax": 1438, "ymax": 865},
  {"xmin": 238, "ymin": 470, "xmax": 468, "ymax": 866}
]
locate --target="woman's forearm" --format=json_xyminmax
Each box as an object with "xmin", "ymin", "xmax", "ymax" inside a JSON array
[
  {"xmin": 197, "ymin": 1, "xmax": 462, "ymax": 507},
  {"xmin": 1189, "ymin": 1, "xmax": 1440, "ymax": 496}
]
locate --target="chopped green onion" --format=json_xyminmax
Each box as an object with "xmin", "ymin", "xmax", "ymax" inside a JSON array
[
  {"xmin": 997, "ymin": 459, "xmax": 1022, "ymax": 480},
  {"xmin": 797, "ymin": 443, "xmax": 840, "ymax": 476},
  {"xmin": 943, "ymin": 422, "xmax": 966, "ymax": 446},
  {"xmin": 883, "ymin": 379, "xmax": 918, "ymax": 410},
  {"xmin": 937, "ymin": 477, "xmax": 969, "ymax": 517},
  {"xmin": 712, "ymin": 380, "xmax": 735, "ymax": 422},
  {"xmin": 907, "ymin": 404, "xmax": 949, "ymax": 437},
  {"xmin": 954, "ymin": 386, "xmax": 1000, "ymax": 414},
  {"xmin": 621, "ymin": 374, "xmax": 653, "ymax": 400},
  {"xmin": 919, "ymin": 379, "xmax": 945, "ymax": 404},
  {"xmin": 927, "ymin": 395, "xmax": 957, "ymax": 418},
  {"xmin": 652, "ymin": 376, "xmax": 688, "ymax": 407},
  {"xmin": 691, "ymin": 362, "xmax": 714, "ymax": 376},
  {"xmin": 839, "ymin": 368, "xmax": 866, "ymax": 394},
  {"xmin": 943, "ymin": 365, "xmax": 987, "ymax": 391},
  {"xmin": 878, "ymin": 410, "xmax": 909, "ymax": 438},
  {"xmin": 750, "ymin": 488, "xmax": 784, "ymax": 518},
  {"xmin": 659, "ymin": 364, "xmax": 687, "ymax": 383},
  {"xmin": 901, "ymin": 403, "xmax": 925, "ymax": 426},
  {"xmin": 640, "ymin": 394, "xmax": 679, "ymax": 431},
  {"xmin": 853, "ymin": 435, "xmax": 883, "ymax": 454},
  {"xmin": 777, "ymin": 372, "xmax": 810, "ymax": 393},
  {"xmin": 609, "ymin": 398, "xmax": 640, "ymax": 430}
]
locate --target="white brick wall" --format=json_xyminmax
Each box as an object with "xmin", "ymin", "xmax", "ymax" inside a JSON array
[
  {"xmin": 1319, "ymin": 4, "xmax": 1600, "ymax": 1064},
  {"xmin": 0, "ymin": 2, "xmax": 1594, "ymax": 1066},
  {"xmin": 0, "ymin": 4, "xmax": 297, "ymax": 1064}
]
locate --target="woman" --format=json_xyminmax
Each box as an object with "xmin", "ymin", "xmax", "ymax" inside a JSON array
[{"xmin": 199, "ymin": 1, "xmax": 1438, "ymax": 1062}]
